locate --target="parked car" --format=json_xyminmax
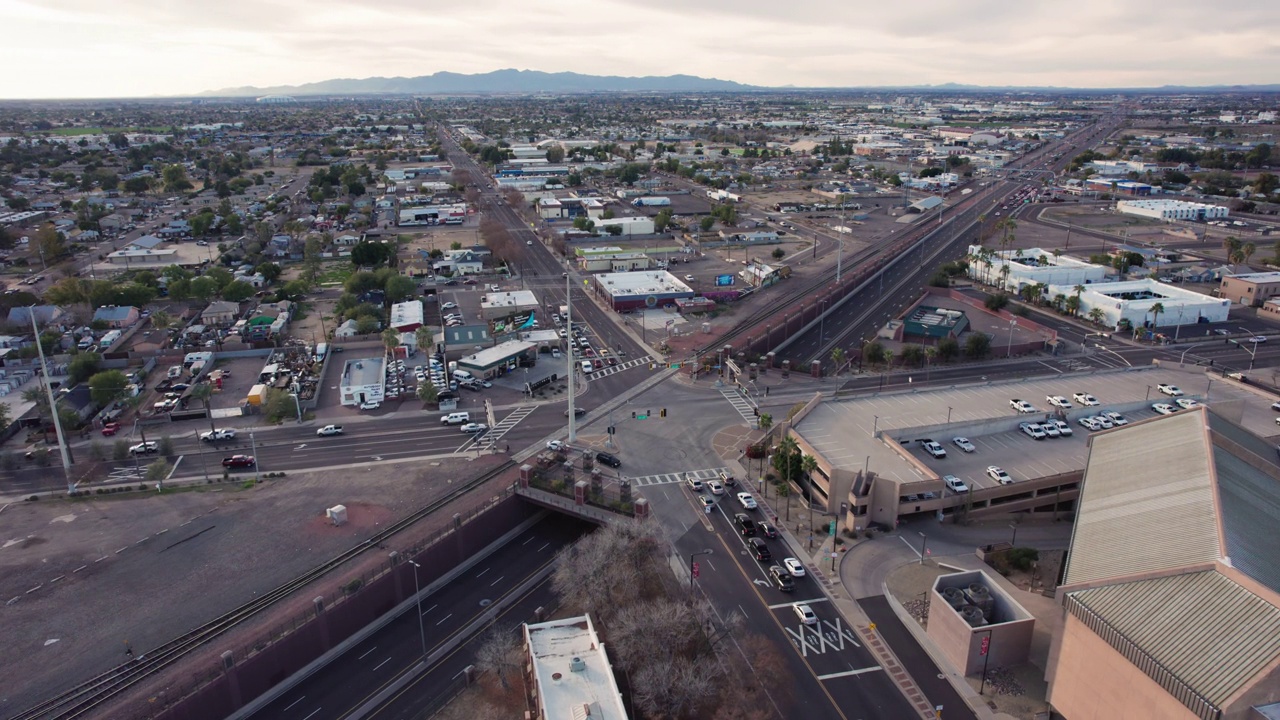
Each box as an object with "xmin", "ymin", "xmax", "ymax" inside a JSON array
[
  {"xmin": 1072, "ymin": 392, "xmax": 1100, "ymax": 406},
  {"xmin": 1103, "ymin": 411, "xmax": 1128, "ymax": 426},
  {"xmin": 1051, "ymin": 419, "xmax": 1073, "ymax": 436},
  {"xmin": 1175, "ymin": 398, "xmax": 1201, "ymax": 410},
  {"xmin": 1009, "ymin": 399, "xmax": 1036, "ymax": 413},
  {"xmin": 316, "ymin": 425, "xmax": 344, "ymax": 436},
  {"xmin": 1046, "ymin": 395, "xmax": 1072, "ymax": 409},
  {"xmin": 200, "ymin": 428, "xmax": 237, "ymax": 442},
  {"xmin": 921, "ymin": 440, "xmax": 947, "ymax": 458},
  {"xmin": 951, "ymin": 437, "xmax": 975, "ymax": 453},
  {"xmin": 1152, "ymin": 403, "xmax": 1177, "ymax": 415},
  {"xmin": 943, "ymin": 475, "xmax": 969, "ymax": 493},
  {"xmin": 986, "ymin": 466, "xmax": 1013, "ymax": 484},
  {"xmin": 1019, "ymin": 422, "xmax": 1046, "ymax": 440},
  {"xmin": 101, "ymin": 422, "xmax": 120, "ymax": 437},
  {"xmin": 1157, "ymin": 384, "xmax": 1184, "ymax": 397},
  {"xmin": 221, "ymin": 454, "xmax": 255, "ymax": 468},
  {"xmin": 359, "ymin": 400, "xmax": 381, "ymax": 411}
]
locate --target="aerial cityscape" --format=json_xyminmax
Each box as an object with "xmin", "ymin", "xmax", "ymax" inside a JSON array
[{"xmin": 0, "ymin": 6, "xmax": 1278, "ymax": 720}]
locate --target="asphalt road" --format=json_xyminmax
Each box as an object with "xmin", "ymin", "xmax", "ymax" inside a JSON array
[{"xmin": 248, "ymin": 515, "xmax": 591, "ymax": 720}]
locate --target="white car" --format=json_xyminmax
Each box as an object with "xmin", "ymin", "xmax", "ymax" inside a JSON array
[
  {"xmin": 316, "ymin": 424, "xmax": 344, "ymax": 437},
  {"xmin": 546, "ymin": 440, "xmax": 567, "ymax": 452},
  {"xmin": 1046, "ymin": 395, "xmax": 1072, "ymax": 409},
  {"xmin": 986, "ymin": 466, "xmax": 1013, "ymax": 484},
  {"xmin": 1249, "ymin": 336, "xmax": 1267, "ymax": 343},
  {"xmin": 951, "ymin": 437, "xmax": 975, "ymax": 453},
  {"xmin": 129, "ymin": 441, "xmax": 159, "ymax": 455},
  {"xmin": 1041, "ymin": 421, "xmax": 1061, "ymax": 438},
  {"xmin": 1152, "ymin": 403, "xmax": 1177, "ymax": 415},
  {"xmin": 783, "ymin": 557, "xmax": 806, "ymax": 577},
  {"xmin": 441, "ymin": 302, "xmax": 457, "ymax": 310},
  {"xmin": 1157, "ymin": 384, "xmax": 1184, "ymax": 397},
  {"xmin": 1051, "ymin": 419, "xmax": 1073, "ymax": 436},
  {"xmin": 1078, "ymin": 416, "xmax": 1101, "ymax": 431},
  {"xmin": 943, "ymin": 475, "xmax": 970, "ymax": 493},
  {"xmin": 1175, "ymin": 398, "xmax": 1200, "ymax": 410},
  {"xmin": 737, "ymin": 492, "xmax": 758, "ymax": 510},
  {"xmin": 460, "ymin": 422, "xmax": 489, "ymax": 433},
  {"xmin": 793, "ymin": 603, "xmax": 818, "ymax": 625},
  {"xmin": 707, "ymin": 480, "xmax": 725, "ymax": 495},
  {"xmin": 1072, "ymin": 392, "xmax": 1100, "ymax": 406},
  {"xmin": 1009, "ymin": 399, "xmax": 1036, "ymax": 414},
  {"xmin": 489, "ymin": 284, "xmax": 500, "ymax": 292},
  {"xmin": 1103, "ymin": 411, "xmax": 1128, "ymax": 426},
  {"xmin": 921, "ymin": 440, "xmax": 947, "ymax": 458},
  {"xmin": 1092, "ymin": 414, "xmax": 1114, "ymax": 429},
  {"xmin": 684, "ymin": 275, "xmax": 695, "ymax": 282},
  {"xmin": 199, "ymin": 428, "xmax": 236, "ymax": 442},
  {"xmin": 1019, "ymin": 422, "xmax": 1046, "ymax": 440},
  {"xmin": 359, "ymin": 400, "xmax": 381, "ymax": 411},
  {"xmin": 686, "ymin": 476, "xmax": 704, "ymax": 491}
]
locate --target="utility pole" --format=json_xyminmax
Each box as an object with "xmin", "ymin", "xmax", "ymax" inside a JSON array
[
  {"xmin": 30, "ymin": 307, "xmax": 74, "ymax": 493},
  {"xmin": 567, "ymin": 271, "xmax": 576, "ymax": 443}
]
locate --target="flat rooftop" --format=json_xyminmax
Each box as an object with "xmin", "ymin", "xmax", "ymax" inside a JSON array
[
  {"xmin": 795, "ymin": 365, "xmax": 1271, "ymax": 493},
  {"xmin": 595, "ymin": 270, "xmax": 692, "ymax": 296},
  {"xmin": 340, "ymin": 357, "xmax": 384, "ymax": 387},
  {"xmin": 481, "ymin": 290, "xmax": 539, "ymax": 309},
  {"xmin": 524, "ymin": 615, "xmax": 627, "ymax": 720},
  {"xmin": 460, "ymin": 340, "xmax": 534, "ymax": 368}
]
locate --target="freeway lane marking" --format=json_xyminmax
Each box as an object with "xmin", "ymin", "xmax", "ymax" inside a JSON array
[
  {"xmin": 490, "ymin": 575, "xmax": 505, "ymax": 586},
  {"xmin": 372, "ymin": 657, "xmax": 392, "ymax": 672},
  {"xmin": 302, "ymin": 709, "xmax": 321, "ymax": 720},
  {"xmin": 816, "ymin": 666, "xmax": 884, "ymax": 680},
  {"xmin": 435, "ymin": 613, "xmax": 453, "ymax": 626},
  {"xmin": 283, "ymin": 696, "xmax": 305, "ymax": 712},
  {"xmin": 357, "ymin": 646, "xmax": 377, "ymax": 660}
]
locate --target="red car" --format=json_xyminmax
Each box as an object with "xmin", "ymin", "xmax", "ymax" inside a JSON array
[
  {"xmin": 607, "ymin": 357, "xmax": 618, "ymax": 366},
  {"xmin": 101, "ymin": 422, "xmax": 121, "ymax": 436},
  {"xmin": 592, "ymin": 359, "xmax": 603, "ymax": 370},
  {"xmin": 221, "ymin": 455, "xmax": 256, "ymax": 469}
]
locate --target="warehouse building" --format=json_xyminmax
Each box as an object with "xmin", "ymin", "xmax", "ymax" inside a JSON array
[
  {"xmin": 1047, "ymin": 278, "xmax": 1228, "ymax": 329},
  {"xmin": 389, "ymin": 300, "xmax": 423, "ymax": 332},
  {"xmin": 1220, "ymin": 271, "xmax": 1280, "ymax": 307},
  {"xmin": 338, "ymin": 357, "xmax": 384, "ymax": 407},
  {"xmin": 591, "ymin": 271, "xmax": 695, "ymax": 312},
  {"xmin": 1116, "ymin": 199, "xmax": 1229, "ymax": 221},
  {"xmin": 480, "ymin": 290, "xmax": 540, "ymax": 321},
  {"xmin": 967, "ymin": 245, "xmax": 1108, "ymax": 292},
  {"xmin": 595, "ymin": 215, "xmax": 655, "ymax": 236}
]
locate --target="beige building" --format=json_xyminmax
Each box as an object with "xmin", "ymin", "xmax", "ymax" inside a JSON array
[
  {"xmin": 1046, "ymin": 408, "xmax": 1280, "ymax": 719},
  {"xmin": 1219, "ymin": 271, "xmax": 1280, "ymax": 307}
]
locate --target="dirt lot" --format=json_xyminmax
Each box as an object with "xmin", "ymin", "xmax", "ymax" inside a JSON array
[{"xmin": 0, "ymin": 454, "xmax": 511, "ymax": 715}]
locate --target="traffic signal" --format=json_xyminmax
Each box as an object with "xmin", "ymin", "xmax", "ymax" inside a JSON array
[
  {"xmin": 632, "ymin": 411, "xmax": 637, "ymax": 419},
  {"xmin": 660, "ymin": 408, "xmax": 667, "ymax": 418},
  {"xmin": 608, "ymin": 426, "xmax": 615, "ymax": 435},
  {"xmin": 753, "ymin": 408, "xmax": 760, "ymax": 417}
]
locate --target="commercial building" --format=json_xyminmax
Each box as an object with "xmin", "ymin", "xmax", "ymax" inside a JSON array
[
  {"xmin": 456, "ymin": 340, "xmax": 536, "ymax": 379},
  {"xmin": 480, "ymin": 290, "xmax": 540, "ymax": 321},
  {"xmin": 538, "ymin": 196, "xmax": 606, "ymax": 220},
  {"xmin": 1048, "ymin": 278, "xmax": 1228, "ymax": 329},
  {"xmin": 1116, "ymin": 199, "xmax": 1229, "ymax": 221},
  {"xmin": 591, "ymin": 270, "xmax": 695, "ymax": 312},
  {"xmin": 595, "ymin": 216, "xmax": 655, "ymax": 236},
  {"xmin": 338, "ymin": 357, "xmax": 383, "ymax": 407},
  {"xmin": 1084, "ymin": 179, "xmax": 1154, "ymax": 196},
  {"xmin": 389, "ymin": 300, "xmax": 423, "ymax": 332},
  {"xmin": 1045, "ymin": 409, "xmax": 1280, "ymax": 720},
  {"xmin": 397, "ymin": 202, "xmax": 466, "ymax": 226},
  {"xmin": 522, "ymin": 615, "xmax": 627, "ymax": 720},
  {"xmin": 899, "ymin": 305, "xmax": 969, "ymax": 344},
  {"xmin": 967, "ymin": 245, "xmax": 1108, "ymax": 294},
  {"xmin": 1219, "ymin": 271, "xmax": 1280, "ymax": 307},
  {"xmin": 575, "ymin": 246, "xmax": 654, "ymax": 273}
]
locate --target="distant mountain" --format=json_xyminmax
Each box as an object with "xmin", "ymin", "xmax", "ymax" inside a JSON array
[{"xmin": 202, "ymin": 69, "xmax": 758, "ymax": 97}]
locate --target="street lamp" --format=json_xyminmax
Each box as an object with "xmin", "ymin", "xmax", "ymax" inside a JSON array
[
  {"xmin": 407, "ymin": 560, "xmax": 428, "ymax": 658},
  {"xmin": 689, "ymin": 549, "xmax": 713, "ymax": 592},
  {"xmin": 249, "ymin": 429, "xmax": 260, "ymax": 482},
  {"xmin": 917, "ymin": 531, "xmax": 928, "ymax": 565},
  {"xmin": 1009, "ymin": 523, "xmax": 1018, "ymax": 548}
]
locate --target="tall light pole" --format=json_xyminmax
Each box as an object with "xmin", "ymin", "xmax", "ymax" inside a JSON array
[
  {"xmin": 408, "ymin": 560, "xmax": 428, "ymax": 658},
  {"xmin": 1009, "ymin": 523, "xmax": 1018, "ymax": 548},
  {"xmin": 917, "ymin": 531, "xmax": 928, "ymax": 565},
  {"xmin": 689, "ymin": 548, "xmax": 713, "ymax": 592},
  {"xmin": 29, "ymin": 306, "xmax": 73, "ymax": 492},
  {"xmin": 566, "ymin": 271, "xmax": 576, "ymax": 443},
  {"xmin": 249, "ymin": 429, "xmax": 260, "ymax": 483},
  {"xmin": 1007, "ymin": 317, "xmax": 1017, "ymax": 357}
]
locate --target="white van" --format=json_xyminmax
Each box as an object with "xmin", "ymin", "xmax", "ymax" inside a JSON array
[
  {"xmin": 452, "ymin": 369, "xmax": 474, "ymax": 381},
  {"xmin": 580, "ymin": 360, "xmax": 593, "ymax": 374},
  {"xmin": 442, "ymin": 412, "xmax": 470, "ymax": 425}
]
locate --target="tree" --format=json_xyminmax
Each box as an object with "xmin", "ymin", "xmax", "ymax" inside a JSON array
[
  {"xmin": 936, "ymin": 337, "xmax": 960, "ymax": 363},
  {"xmin": 653, "ymin": 209, "xmax": 673, "ymax": 233},
  {"xmin": 473, "ymin": 624, "xmax": 523, "ymax": 691},
  {"xmin": 190, "ymin": 383, "xmax": 216, "ymax": 435},
  {"xmin": 381, "ymin": 328, "xmax": 400, "ymax": 355},
  {"xmin": 36, "ymin": 224, "xmax": 66, "ymax": 263},
  {"xmin": 351, "ymin": 240, "xmax": 393, "ymax": 268},
  {"xmin": 221, "ymin": 280, "xmax": 255, "ymax": 302},
  {"xmin": 189, "ymin": 276, "xmax": 219, "ymax": 301},
  {"xmin": 774, "ymin": 436, "xmax": 800, "ymax": 488},
  {"xmin": 355, "ymin": 315, "xmax": 380, "ymax": 335},
  {"xmin": 545, "ymin": 146, "xmax": 565, "ymax": 163},
  {"xmin": 88, "ymin": 369, "xmax": 129, "ymax": 407},
  {"xmin": 1149, "ymin": 302, "xmax": 1165, "ymax": 328},
  {"xmin": 1072, "ymin": 284, "xmax": 1086, "ymax": 316},
  {"xmin": 415, "ymin": 325, "xmax": 434, "ymax": 354},
  {"xmin": 384, "ymin": 274, "xmax": 416, "ymax": 303},
  {"xmin": 67, "ymin": 353, "xmax": 102, "ymax": 384},
  {"xmin": 700, "ymin": 216, "xmax": 716, "ymax": 232},
  {"xmin": 899, "ymin": 344, "xmax": 925, "ymax": 367},
  {"xmin": 1088, "ymin": 307, "xmax": 1105, "ymax": 325},
  {"xmin": 830, "ymin": 347, "xmax": 846, "ymax": 374},
  {"xmin": 417, "ymin": 380, "xmax": 438, "ymax": 403},
  {"xmin": 161, "ymin": 164, "xmax": 192, "ymax": 193},
  {"xmin": 302, "ymin": 237, "xmax": 323, "ymax": 284},
  {"xmin": 965, "ymin": 333, "xmax": 992, "ymax": 359},
  {"xmin": 862, "ymin": 340, "xmax": 886, "ymax": 367},
  {"xmin": 255, "ymin": 262, "xmax": 283, "ymax": 283}
]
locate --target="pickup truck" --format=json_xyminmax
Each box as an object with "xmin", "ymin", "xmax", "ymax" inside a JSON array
[
  {"xmin": 199, "ymin": 429, "xmax": 237, "ymax": 442},
  {"xmin": 316, "ymin": 424, "xmax": 344, "ymax": 437}
]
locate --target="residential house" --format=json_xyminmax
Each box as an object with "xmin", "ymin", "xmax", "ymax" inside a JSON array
[
  {"xmin": 201, "ymin": 301, "xmax": 240, "ymax": 326},
  {"xmin": 92, "ymin": 305, "xmax": 140, "ymax": 328},
  {"xmin": 7, "ymin": 305, "xmax": 65, "ymax": 328}
]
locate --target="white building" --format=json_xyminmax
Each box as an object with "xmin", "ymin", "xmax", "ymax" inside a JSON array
[
  {"xmin": 595, "ymin": 216, "xmax": 655, "ymax": 236},
  {"xmin": 1117, "ymin": 200, "xmax": 1229, "ymax": 222},
  {"xmin": 1048, "ymin": 278, "xmax": 1229, "ymax": 329},
  {"xmin": 338, "ymin": 357, "xmax": 384, "ymax": 407},
  {"xmin": 480, "ymin": 290, "xmax": 540, "ymax": 320},
  {"xmin": 523, "ymin": 615, "xmax": 627, "ymax": 720},
  {"xmin": 389, "ymin": 300, "xmax": 423, "ymax": 332},
  {"xmin": 967, "ymin": 246, "xmax": 1108, "ymax": 292}
]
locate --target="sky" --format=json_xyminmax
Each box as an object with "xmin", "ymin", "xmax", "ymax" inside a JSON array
[{"xmin": 1, "ymin": 0, "xmax": 1277, "ymax": 99}]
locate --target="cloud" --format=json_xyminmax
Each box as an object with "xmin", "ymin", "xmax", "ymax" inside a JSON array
[{"xmin": 0, "ymin": 0, "xmax": 1275, "ymax": 97}]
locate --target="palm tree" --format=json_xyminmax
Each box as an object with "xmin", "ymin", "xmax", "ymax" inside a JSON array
[
  {"xmin": 1072, "ymin": 284, "xmax": 1086, "ymax": 316},
  {"xmin": 190, "ymin": 383, "xmax": 216, "ymax": 435},
  {"xmin": 777, "ymin": 436, "xmax": 799, "ymax": 489},
  {"xmin": 1088, "ymin": 307, "xmax": 1105, "ymax": 325},
  {"xmin": 1149, "ymin": 302, "xmax": 1165, "ymax": 329},
  {"xmin": 830, "ymin": 347, "xmax": 846, "ymax": 375},
  {"xmin": 381, "ymin": 328, "xmax": 400, "ymax": 357},
  {"xmin": 1053, "ymin": 293, "xmax": 1067, "ymax": 313},
  {"xmin": 1242, "ymin": 242, "xmax": 1257, "ymax": 265},
  {"xmin": 758, "ymin": 413, "xmax": 773, "ymax": 433},
  {"xmin": 998, "ymin": 264, "xmax": 1011, "ymax": 290},
  {"xmin": 800, "ymin": 454, "xmax": 819, "ymax": 538}
]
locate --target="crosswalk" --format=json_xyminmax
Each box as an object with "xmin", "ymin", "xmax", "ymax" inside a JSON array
[
  {"xmin": 625, "ymin": 467, "xmax": 731, "ymax": 488},
  {"xmin": 584, "ymin": 355, "xmax": 656, "ymax": 381},
  {"xmin": 720, "ymin": 388, "xmax": 759, "ymax": 428},
  {"xmin": 459, "ymin": 405, "xmax": 537, "ymax": 451}
]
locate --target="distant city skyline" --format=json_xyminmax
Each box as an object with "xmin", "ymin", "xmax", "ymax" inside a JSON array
[{"xmin": 1, "ymin": 0, "xmax": 1276, "ymax": 99}]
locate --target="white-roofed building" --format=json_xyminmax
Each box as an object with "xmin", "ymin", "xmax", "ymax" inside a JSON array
[
  {"xmin": 595, "ymin": 216, "xmax": 654, "ymax": 236},
  {"xmin": 1047, "ymin": 278, "xmax": 1228, "ymax": 329},
  {"xmin": 592, "ymin": 270, "xmax": 695, "ymax": 312},
  {"xmin": 480, "ymin": 290, "xmax": 539, "ymax": 321},
  {"xmin": 967, "ymin": 245, "xmax": 1109, "ymax": 293},
  {"xmin": 389, "ymin": 299, "xmax": 423, "ymax": 332},
  {"xmin": 523, "ymin": 615, "xmax": 627, "ymax": 720},
  {"xmin": 338, "ymin": 357, "xmax": 384, "ymax": 407},
  {"xmin": 1117, "ymin": 199, "xmax": 1229, "ymax": 221},
  {"xmin": 455, "ymin": 340, "xmax": 536, "ymax": 379}
]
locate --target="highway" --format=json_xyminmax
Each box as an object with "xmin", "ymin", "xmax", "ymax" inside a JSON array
[{"xmin": 247, "ymin": 515, "xmax": 592, "ymax": 720}]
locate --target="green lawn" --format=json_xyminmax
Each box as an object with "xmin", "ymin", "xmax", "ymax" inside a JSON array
[{"xmin": 315, "ymin": 262, "xmax": 355, "ymax": 286}]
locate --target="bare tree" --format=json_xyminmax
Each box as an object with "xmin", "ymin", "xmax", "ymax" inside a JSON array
[{"xmin": 472, "ymin": 623, "xmax": 523, "ymax": 691}]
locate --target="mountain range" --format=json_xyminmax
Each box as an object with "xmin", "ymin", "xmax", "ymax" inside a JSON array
[{"xmin": 203, "ymin": 69, "xmax": 757, "ymax": 97}]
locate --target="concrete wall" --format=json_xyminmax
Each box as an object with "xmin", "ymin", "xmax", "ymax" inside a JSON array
[
  {"xmin": 927, "ymin": 600, "xmax": 1035, "ymax": 675},
  {"xmin": 1047, "ymin": 612, "xmax": 1200, "ymax": 720}
]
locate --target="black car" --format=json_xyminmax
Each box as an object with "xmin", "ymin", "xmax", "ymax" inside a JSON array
[
  {"xmin": 734, "ymin": 513, "xmax": 756, "ymax": 537},
  {"xmin": 595, "ymin": 451, "xmax": 621, "ymax": 468},
  {"xmin": 758, "ymin": 521, "xmax": 778, "ymax": 539}
]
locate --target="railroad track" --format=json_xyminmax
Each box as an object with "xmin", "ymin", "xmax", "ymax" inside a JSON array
[{"xmin": 10, "ymin": 460, "xmax": 517, "ymax": 720}]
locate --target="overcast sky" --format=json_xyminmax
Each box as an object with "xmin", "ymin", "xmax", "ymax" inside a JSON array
[{"xmin": 2, "ymin": 0, "xmax": 1276, "ymax": 99}]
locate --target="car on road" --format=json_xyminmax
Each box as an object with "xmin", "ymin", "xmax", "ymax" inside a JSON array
[
  {"xmin": 1152, "ymin": 403, "xmax": 1177, "ymax": 415},
  {"xmin": 1157, "ymin": 384, "xmax": 1183, "ymax": 397},
  {"xmin": 793, "ymin": 603, "xmax": 818, "ymax": 625},
  {"xmin": 101, "ymin": 422, "xmax": 121, "ymax": 437},
  {"xmin": 1249, "ymin": 336, "xmax": 1268, "ymax": 343},
  {"xmin": 783, "ymin": 557, "xmax": 806, "ymax": 577},
  {"xmin": 460, "ymin": 423, "xmax": 489, "ymax": 433},
  {"xmin": 1019, "ymin": 422, "xmax": 1046, "ymax": 440},
  {"xmin": 1072, "ymin": 392, "xmax": 1100, "ymax": 406},
  {"xmin": 129, "ymin": 441, "xmax": 158, "ymax": 455},
  {"xmin": 943, "ymin": 475, "xmax": 969, "ymax": 493},
  {"xmin": 1046, "ymin": 395, "xmax": 1072, "ymax": 409},
  {"xmin": 221, "ymin": 454, "xmax": 255, "ymax": 468},
  {"xmin": 951, "ymin": 437, "xmax": 975, "ymax": 453},
  {"xmin": 921, "ymin": 440, "xmax": 947, "ymax": 458},
  {"xmin": 986, "ymin": 466, "xmax": 1013, "ymax": 484},
  {"xmin": 546, "ymin": 440, "xmax": 567, "ymax": 452},
  {"xmin": 698, "ymin": 495, "xmax": 715, "ymax": 508},
  {"xmin": 200, "ymin": 429, "xmax": 237, "ymax": 442},
  {"xmin": 736, "ymin": 492, "xmax": 758, "ymax": 510},
  {"xmin": 359, "ymin": 400, "xmax": 381, "ymax": 411},
  {"xmin": 719, "ymin": 472, "xmax": 737, "ymax": 488},
  {"xmin": 1175, "ymin": 398, "xmax": 1201, "ymax": 410},
  {"xmin": 707, "ymin": 479, "xmax": 725, "ymax": 495},
  {"xmin": 595, "ymin": 451, "xmax": 621, "ymax": 468},
  {"xmin": 684, "ymin": 275, "xmax": 694, "ymax": 281},
  {"xmin": 686, "ymin": 476, "xmax": 704, "ymax": 492},
  {"xmin": 1103, "ymin": 411, "xmax": 1128, "ymax": 426},
  {"xmin": 1009, "ymin": 399, "xmax": 1036, "ymax": 413},
  {"xmin": 317, "ymin": 425, "xmax": 344, "ymax": 437},
  {"xmin": 758, "ymin": 521, "xmax": 778, "ymax": 539},
  {"xmin": 564, "ymin": 408, "xmax": 587, "ymax": 418},
  {"xmin": 734, "ymin": 513, "xmax": 756, "ymax": 536},
  {"xmin": 769, "ymin": 566, "xmax": 795, "ymax": 592}
]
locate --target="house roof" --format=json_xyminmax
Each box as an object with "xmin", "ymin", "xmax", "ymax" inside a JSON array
[
  {"xmin": 203, "ymin": 301, "xmax": 239, "ymax": 316},
  {"xmin": 92, "ymin": 306, "xmax": 137, "ymax": 323}
]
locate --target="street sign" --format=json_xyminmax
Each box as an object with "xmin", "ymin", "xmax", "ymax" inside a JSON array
[{"xmin": 692, "ymin": 562, "xmax": 700, "ymax": 578}]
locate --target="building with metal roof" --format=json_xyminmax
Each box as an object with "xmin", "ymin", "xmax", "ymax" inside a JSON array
[{"xmin": 1047, "ymin": 408, "xmax": 1280, "ymax": 720}]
